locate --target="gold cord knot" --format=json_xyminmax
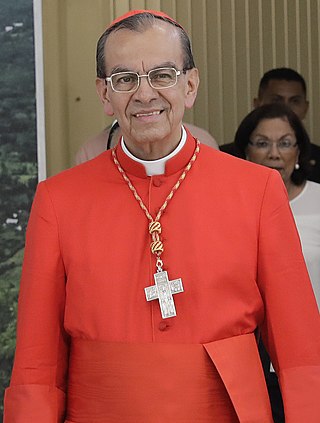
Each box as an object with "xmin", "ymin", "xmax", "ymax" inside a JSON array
[
  {"xmin": 149, "ymin": 221, "xmax": 161, "ymax": 235},
  {"xmin": 150, "ymin": 240, "xmax": 164, "ymax": 255},
  {"xmin": 149, "ymin": 221, "xmax": 163, "ymax": 255}
]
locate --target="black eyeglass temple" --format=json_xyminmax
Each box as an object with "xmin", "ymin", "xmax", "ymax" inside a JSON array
[{"xmin": 107, "ymin": 120, "xmax": 120, "ymax": 150}]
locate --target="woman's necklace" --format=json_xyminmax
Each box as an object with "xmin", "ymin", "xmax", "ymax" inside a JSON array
[{"xmin": 112, "ymin": 140, "xmax": 200, "ymax": 318}]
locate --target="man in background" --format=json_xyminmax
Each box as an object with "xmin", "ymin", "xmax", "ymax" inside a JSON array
[{"xmin": 220, "ymin": 67, "xmax": 320, "ymax": 183}]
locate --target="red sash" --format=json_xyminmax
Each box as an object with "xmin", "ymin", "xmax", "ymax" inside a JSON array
[{"xmin": 66, "ymin": 338, "xmax": 239, "ymax": 422}]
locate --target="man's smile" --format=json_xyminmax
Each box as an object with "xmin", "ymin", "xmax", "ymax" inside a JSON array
[{"xmin": 134, "ymin": 110, "xmax": 163, "ymax": 118}]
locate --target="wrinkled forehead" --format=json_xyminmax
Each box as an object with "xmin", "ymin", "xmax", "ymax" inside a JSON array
[
  {"xmin": 105, "ymin": 19, "xmax": 180, "ymax": 49},
  {"xmin": 104, "ymin": 21, "xmax": 183, "ymax": 71}
]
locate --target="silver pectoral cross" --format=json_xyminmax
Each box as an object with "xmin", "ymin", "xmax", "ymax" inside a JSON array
[{"xmin": 144, "ymin": 270, "xmax": 184, "ymax": 319}]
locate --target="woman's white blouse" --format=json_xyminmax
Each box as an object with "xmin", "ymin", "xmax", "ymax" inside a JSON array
[{"xmin": 290, "ymin": 180, "xmax": 320, "ymax": 309}]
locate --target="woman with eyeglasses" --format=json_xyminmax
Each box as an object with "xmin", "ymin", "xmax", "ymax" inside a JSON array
[
  {"xmin": 235, "ymin": 103, "xmax": 320, "ymax": 306},
  {"xmin": 234, "ymin": 102, "xmax": 320, "ymax": 423}
]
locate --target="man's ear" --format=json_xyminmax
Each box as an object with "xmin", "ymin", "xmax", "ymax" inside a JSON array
[
  {"xmin": 96, "ymin": 78, "xmax": 114, "ymax": 116},
  {"xmin": 253, "ymin": 97, "xmax": 260, "ymax": 109},
  {"xmin": 301, "ymin": 100, "xmax": 309, "ymax": 120},
  {"xmin": 184, "ymin": 68, "xmax": 199, "ymax": 109}
]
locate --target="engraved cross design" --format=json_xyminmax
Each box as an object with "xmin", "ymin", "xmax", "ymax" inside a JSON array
[{"xmin": 144, "ymin": 271, "xmax": 184, "ymax": 319}]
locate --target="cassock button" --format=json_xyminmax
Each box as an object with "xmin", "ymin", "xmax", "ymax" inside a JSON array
[
  {"xmin": 153, "ymin": 178, "xmax": 162, "ymax": 187},
  {"xmin": 158, "ymin": 321, "xmax": 169, "ymax": 331}
]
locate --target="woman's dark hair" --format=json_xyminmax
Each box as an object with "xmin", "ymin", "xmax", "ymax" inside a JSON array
[
  {"xmin": 96, "ymin": 12, "xmax": 195, "ymax": 79},
  {"xmin": 234, "ymin": 103, "xmax": 311, "ymax": 185}
]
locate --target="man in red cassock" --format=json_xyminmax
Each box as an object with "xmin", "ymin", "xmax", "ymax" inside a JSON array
[{"xmin": 4, "ymin": 9, "xmax": 320, "ymax": 423}]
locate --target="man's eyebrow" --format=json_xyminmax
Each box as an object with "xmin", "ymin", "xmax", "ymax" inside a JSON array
[
  {"xmin": 108, "ymin": 62, "xmax": 179, "ymax": 75},
  {"xmin": 290, "ymin": 95, "xmax": 305, "ymax": 100},
  {"xmin": 108, "ymin": 66, "xmax": 134, "ymax": 75},
  {"xmin": 155, "ymin": 61, "xmax": 178, "ymax": 69}
]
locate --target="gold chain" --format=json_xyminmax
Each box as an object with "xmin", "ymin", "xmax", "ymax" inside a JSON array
[{"xmin": 112, "ymin": 140, "xmax": 200, "ymax": 270}]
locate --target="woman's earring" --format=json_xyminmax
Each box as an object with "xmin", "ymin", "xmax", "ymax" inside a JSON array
[{"xmin": 295, "ymin": 163, "xmax": 300, "ymax": 170}]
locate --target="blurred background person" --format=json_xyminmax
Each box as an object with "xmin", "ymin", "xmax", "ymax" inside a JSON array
[
  {"xmin": 234, "ymin": 102, "xmax": 320, "ymax": 422},
  {"xmin": 221, "ymin": 67, "xmax": 320, "ymax": 183}
]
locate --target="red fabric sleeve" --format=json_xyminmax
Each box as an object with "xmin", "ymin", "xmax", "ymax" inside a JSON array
[
  {"xmin": 257, "ymin": 171, "xmax": 320, "ymax": 422},
  {"xmin": 4, "ymin": 182, "xmax": 69, "ymax": 422},
  {"xmin": 4, "ymin": 385, "xmax": 66, "ymax": 423}
]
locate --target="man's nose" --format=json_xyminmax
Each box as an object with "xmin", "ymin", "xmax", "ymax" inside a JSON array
[
  {"xmin": 283, "ymin": 99, "xmax": 291, "ymax": 108},
  {"xmin": 134, "ymin": 76, "xmax": 158, "ymax": 101}
]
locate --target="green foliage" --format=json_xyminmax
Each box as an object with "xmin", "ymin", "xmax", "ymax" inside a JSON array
[
  {"xmin": 0, "ymin": 0, "xmax": 37, "ymax": 418},
  {"xmin": 0, "ymin": 248, "xmax": 23, "ymax": 354},
  {"xmin": 0, "ymin": 249, "xmax": 23, "ymax": 417}
]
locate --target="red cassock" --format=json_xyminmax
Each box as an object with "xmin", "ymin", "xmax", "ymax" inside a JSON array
[{"xmin": 4, "ymin": 133, "xmax": 320, "ymax": 422}]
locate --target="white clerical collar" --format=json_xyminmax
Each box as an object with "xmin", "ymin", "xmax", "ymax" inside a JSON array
[{"xmin": 121, "ymin": 126, "xmax": 187, "ymax": 176}]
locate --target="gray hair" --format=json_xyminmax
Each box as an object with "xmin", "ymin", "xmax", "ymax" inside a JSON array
[{"xmin": 96, "ymin": 12, "xmax": 195, "ymax": 78}]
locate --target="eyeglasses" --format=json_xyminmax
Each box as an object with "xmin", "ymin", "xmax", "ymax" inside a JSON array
[
  {"xmin": 105, "ymin": 67, "xmax": 187, "ymax": 93},
  {"xmin": 248, "ymin": 139, "xmax": 298, "ymax": 151}
]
